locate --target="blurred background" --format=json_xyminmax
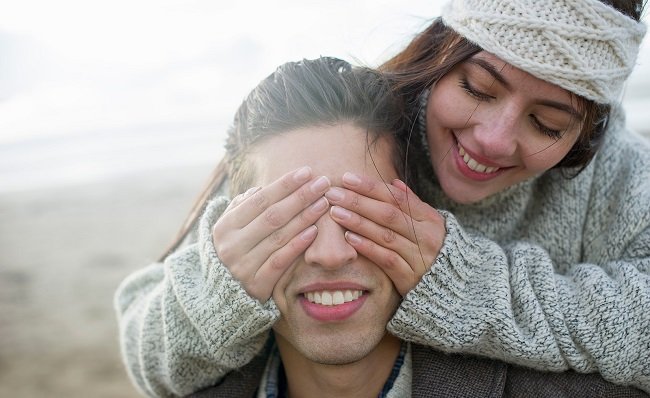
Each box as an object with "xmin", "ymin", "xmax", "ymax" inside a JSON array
[{"xmin": 0, "ymin": 1, "xmax": 648, "ymax": 396}]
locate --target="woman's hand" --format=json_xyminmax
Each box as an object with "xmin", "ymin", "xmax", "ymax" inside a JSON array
[
  {"xmin": 213, "ymin": 166, "xmax": 331, "ymax": 302},
  {"xmin": 324, "ymin": 172, "xmax": 445, "ymax": 296}
]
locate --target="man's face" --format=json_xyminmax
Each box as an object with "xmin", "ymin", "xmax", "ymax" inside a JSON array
[{"xmin": 250, "ymin": 123, "xmax": 402, "ymax": 365}]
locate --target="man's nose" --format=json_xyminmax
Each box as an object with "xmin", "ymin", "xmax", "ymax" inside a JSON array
[{"xmin": 303, "ymin": 213, "xmax": 357, "ymax": 269}]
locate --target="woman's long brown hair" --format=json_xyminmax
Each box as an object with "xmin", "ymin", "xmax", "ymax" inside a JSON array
[{"xmin": 158, "ymin": 159, "xmax": 228, "ymax": 261}]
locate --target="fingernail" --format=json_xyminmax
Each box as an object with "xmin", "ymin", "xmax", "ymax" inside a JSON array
[
  {"xmin": 309, "ymin": 176, "xmax": 330, "ymax": 193},
  {"xmin": 310, "ymin": 197, "xmax": 329, "ymax": 212},
  {"xmin": 342, "ymin": 172, "xmax": 362, "ymax": 186},
  {"xmin": 324, "ymin": 187, "xmax": 344, "ymax": 202},
  {"xmin": 345, "ymin": 231, "xmax": 362, "ymax": 245},
  {"xmin": 300, "ymin": 225, "xmax": 318, "ymax": 241},
  {"xmin": 293, "ymin": 166, "xmax": 312, "ymax": 183},
  {"xmin": 330, "ymin": 206, "xmax": 351, "ymax": 220}
]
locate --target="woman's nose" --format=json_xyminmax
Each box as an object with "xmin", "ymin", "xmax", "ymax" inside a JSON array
[
  {"xmin": 472, "ymin": 105, "xmax": 520, "ymax": 158},
  {"xmin": 303, "ymin": 213, "xmax": 357, "ymax": 269}
]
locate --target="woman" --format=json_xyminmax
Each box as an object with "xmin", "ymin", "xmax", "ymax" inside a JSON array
[
  {"xmin": 329, "ymin": 0, "xmax": 650, "ymax": 390},
  {"xmin": 115, "ymin": 0, "xmax": 650, "ymax": 395}
]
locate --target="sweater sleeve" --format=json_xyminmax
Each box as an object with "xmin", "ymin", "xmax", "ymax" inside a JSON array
[
  {"xmin": 387, "ymin": 207, "xmax": 650, "ymax": 393},
  {"xmin": 114, "ymin": 197, "xmax": 280, "ymax": 397}
]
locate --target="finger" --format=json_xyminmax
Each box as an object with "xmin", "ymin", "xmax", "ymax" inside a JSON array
[
  {"xmin": 239, "ymin": 197, "xmax": 329, "ymax": 273},
  {"xmin": 330, "ymin": 204, "xmax": 433, "ymax": 275},
  {"xmin": 220, "ymin": 166, "xmax": 315, "ymax": 229},
  {"xmin": 224, "ymin": 186, "xmax": 261, "ymax": 213},
  {"xmin": 329, "ymin": 205, "xmax": 416, "ymax": 251},
  {"xmin": 342, "ymin": 172, "xmax": 408, "ymax": 206},
  {"xmin": 326, "ymin": 188, "xmax": 416, "ymax": 239},
  {"xmin": 237, "ymin": 176, "xmax": 330, "ymax": 244},
  {"xmin": 344, "ymin": 231, "xmax": 418, "ymax": 296},
  {"xmin": 245, "ymin": 225, "xmax": 319, "ymax": 302},
  {"xmin": 340, "ymin": 173, "xmax": 432, "ymax": 220}
]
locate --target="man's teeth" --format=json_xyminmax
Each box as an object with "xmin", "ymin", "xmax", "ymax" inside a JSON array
[
  {"xmin": 304, "ymin": 290, "xmax": 363, "ymax": 306},
  {"xmin": 458, "ymin": 145, "xmax": 499, "ymax": 173}
]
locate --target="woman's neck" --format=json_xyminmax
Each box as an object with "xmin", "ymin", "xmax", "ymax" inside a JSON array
[{"xmin": 277, "ymin": 333, "xmax": 402, "ymax": 398}]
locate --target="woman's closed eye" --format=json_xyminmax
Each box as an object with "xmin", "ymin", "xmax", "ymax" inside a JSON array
[
  {"xmin": 460, "ymin": 77, "xmax": 566, "ymax": 139},
  {"xmin": 459, "ymin": 78, "xmax": 494, "ymax": 101},
  {"xmin": 530, "ymin": 114, "xmax": 563, "ymax": 139}
]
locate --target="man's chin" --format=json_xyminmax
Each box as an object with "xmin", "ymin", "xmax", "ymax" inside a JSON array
[
  {"xmin": 295, "ymin": 335, "xmax": 379, "ymax": 365},
  {"xmin": 303, "ymin": 350, "xmax": 368, "ymax": 366}
]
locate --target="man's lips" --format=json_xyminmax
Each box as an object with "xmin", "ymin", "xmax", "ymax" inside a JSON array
[
  {"xmin": 303, "ymin": 289, "xmax": 364, "ymax": 305},
  {"xmin": 298, "ymin": 282, "xmax": 369, "ymax": 322}
]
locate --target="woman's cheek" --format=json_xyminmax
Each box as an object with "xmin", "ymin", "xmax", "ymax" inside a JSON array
[{"xmin": 429, "ymin": 85, "xmax": 475, "ymax": 127}]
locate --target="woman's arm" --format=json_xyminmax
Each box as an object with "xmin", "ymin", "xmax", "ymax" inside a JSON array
[
  {"xmin": 326, "ymin": 158, "xmax": 650, "ymax": 393},
  {"xmin": 114, "ymin": 198, "xmax": 280, "ymax": 397},
  {"xmin": 387, "ymin": 212, "xmax": 650, "ymax": 392},
  {"xmin": 114, "ymin": 167, "xmax": 331, "ymax": 396}
]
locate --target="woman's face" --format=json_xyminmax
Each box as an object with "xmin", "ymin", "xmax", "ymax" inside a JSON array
[{"xmin": 426, "ymin": 51, "xmax": 583, "ymax": 204}]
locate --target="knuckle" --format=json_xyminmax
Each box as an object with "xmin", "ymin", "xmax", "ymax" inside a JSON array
[
  {"xmin": 251, "ymin": 191, "xmax": 269, "ymax": 210},
  {"xmin": 267, "ymin": 254, "xmax": 286, "ymax": 272},
  {"xmin": 383, "ymin": 251, "xmax": 402, "ymax": 270},
  {"xmin": 381, "ymin": 228, "xmax": 397, "ymax": 244},
  {"xmin": 364, "ymin": 178, "xmax": 378, "ymax": 193},
  {"xmin": 268, "ymin": 229, "xmax": 286, "ymax": 246},
  {"xmin": 382, "ymin": 207, "xmax": 401, "ymax": 225},
  {"xmin": 263, "ymin": 207, "xmax": 284, "ymax": 228},
  {"xmin": 394, "ymin": 189, "xmax": 407, "ymax": 203},
  {"xmin": 389, "ymin": 188, "xmax": 407, "ymax": 206},
  {"xmin": 350, "ymin": 193, "xmax": 361, "ymax": 211},
  {"xmin": 350, "ymin": 213, "xmax": 364, "ymax": 228},
  {"xmin": 297, "ymin": 186, "xmax": 312, "ymax": 206},
  {"xmin": 245, "ymin": 278, "xmax": 260, "ymax": 294},
  {"xmin": 215, "ymin": 243, "xmax": 232, "ymax": 261},
  {"xmin": 280, "ymin": 175, "xmax": 293, "ymax": 191}
]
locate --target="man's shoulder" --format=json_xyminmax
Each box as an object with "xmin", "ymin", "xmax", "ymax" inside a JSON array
[
  {"xmin": 186, "ymin": 344, "xmax": 270, "ymax": 398},
  {"xmin": 411, "ymin": 344, "xmax": 648, "ymax": 398}
]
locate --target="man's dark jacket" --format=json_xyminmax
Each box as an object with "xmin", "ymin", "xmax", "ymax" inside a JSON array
[{"xmin": 188, "ymin": 344, "xmax": 647, "ymax": 397}]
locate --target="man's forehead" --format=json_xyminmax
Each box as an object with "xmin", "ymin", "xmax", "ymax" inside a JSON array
[{"xmin": 251, "ymin": 125, "xmax": 398, "ymax": 187}]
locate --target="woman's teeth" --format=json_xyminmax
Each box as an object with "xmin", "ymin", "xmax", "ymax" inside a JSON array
[
  {"xmin": 304, "ymin": 290, "xmax": 364, "ymax": 306},
  {"xmin": 458, "ymin": 145, "xmax": 499, "ymax": 173}
]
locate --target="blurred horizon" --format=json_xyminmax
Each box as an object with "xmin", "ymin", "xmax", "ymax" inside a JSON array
[{"xmin": 1, "ymin": 0, "xmax": 649, "ymax": 192}]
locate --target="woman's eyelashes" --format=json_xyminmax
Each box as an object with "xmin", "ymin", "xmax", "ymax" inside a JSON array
[
  {"xmin": 459, "ymin": 77, "xmax": 564, "ymax": 139},
  {"xmin": 459, "ymin": 78, "xmax": 494, "ymax": 101},
  {"xmin": 530, "ymin": 115, "xmax": 563, "ymax": 139}
]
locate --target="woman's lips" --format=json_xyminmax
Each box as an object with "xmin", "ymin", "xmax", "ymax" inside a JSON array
[
  {"xmin": 453, "ymin": 138, "xmax": 507, "ymax": 181},
  {"xmin": 458, "ymin": 145, "xmax": 500, "ymax": 173}
]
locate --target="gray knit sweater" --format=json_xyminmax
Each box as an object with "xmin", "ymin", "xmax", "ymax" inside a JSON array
[{"xmin": 114, "ymin": 106, "xmax": 650, "ymax": 397}]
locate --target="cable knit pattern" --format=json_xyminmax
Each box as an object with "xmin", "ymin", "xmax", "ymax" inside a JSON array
[
  {"xmin": 115, "ymin": 198, "xmax": 280, "ymax": 397},
  {"xmin": 387, "ymin": 105, "xmax": 650, "ymax": 392},
  {"xmin": 441, "ymin": 0, "xmax": 647, "ymax": 103}
]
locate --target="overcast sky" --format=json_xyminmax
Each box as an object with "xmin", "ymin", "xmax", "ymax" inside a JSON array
[{"xmin": 0, "ymin": 0, "xmax": 647, "ymax": 191}]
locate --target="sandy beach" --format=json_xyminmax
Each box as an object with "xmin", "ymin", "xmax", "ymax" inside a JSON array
[{"xmin": 0, "ymin": 164, "xmax": 213, "ymax": 397}]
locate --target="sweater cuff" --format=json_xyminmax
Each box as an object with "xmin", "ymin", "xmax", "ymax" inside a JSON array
[
  {"xmin": 388, "ymin": 211, "xmax": 499, "ymax": 349},
  {"xmin": 168, "ymin": 197, "xmax": 280, "ymax": 359}
]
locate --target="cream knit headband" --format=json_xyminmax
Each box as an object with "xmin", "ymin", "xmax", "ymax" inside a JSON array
[{"xmin": 441, "ymin": 0, "xmax": 647, "ymax": 104}]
